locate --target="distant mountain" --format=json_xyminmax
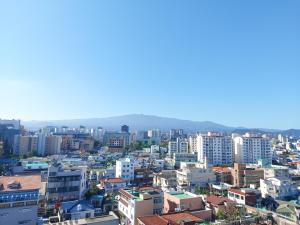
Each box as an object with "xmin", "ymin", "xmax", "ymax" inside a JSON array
[
  {"xmin": 23, "ymin": 114, "xmax": 233, "ymax": 132},
  {"xmin": 278, "ymin": 129, "xmax": 300, "ymax": 138},
  {"xmin": 22, "ymin": 114, "xmax": 300, "ymax": 137}
]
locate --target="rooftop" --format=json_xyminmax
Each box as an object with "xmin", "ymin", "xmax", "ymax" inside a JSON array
[
  {"xmin": 168, "ymin": 191, "xmax": 196, "ymax": 199},
  {"xmin": 100, "ymin": 178, "xmax": 125, "ymax": 184},
  {"xmin": 138, "ymin": 212, "xmax": 202, "ymax": 225},
  {"xmin": 0, "ymin": 175, "xmax": 41, "ymax": 192},
  {"xmin": 206, "ymin": 195, "xmax": 234, "ymax": 205}
]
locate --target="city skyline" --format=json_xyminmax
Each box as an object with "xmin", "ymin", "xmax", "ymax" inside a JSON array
[{"xmin": 1, "ymin": 0, "xmax": 300, "ymax": 129}]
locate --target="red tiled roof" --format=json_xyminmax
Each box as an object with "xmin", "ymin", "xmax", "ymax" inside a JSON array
[
  {"xmin": 138, "ymin": 215, "xmax": 171, "ymax": 225},
  {"xmin": 213, "ymin": 167, "xmax": 231, "ymax": 173},
  {"xmin": 138, "ymin": 212, "xmax": 202, "ymax": 225},
  {"xmin": 100, "ymin": 178, "xmax": 126, "ymax": 184},
  {"xmin": 206, "ymin": 195, "xmax": 234, "ymax": 205},
  {"xmin": 229, "ymin": 188, "xmax": 256, "ymax": 196},
  {"xmin": 162, "ymin": 212, "xmax": 202, "ymax": 223}
]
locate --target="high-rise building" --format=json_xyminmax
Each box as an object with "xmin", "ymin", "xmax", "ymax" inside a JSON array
[
  {"xmin": 170, "ymin": 129, "xmax": 185, "ymax": 141},
  {"xmin": 168, "ymin": 141, "xmax": 178, "ymax": 155},
  {"xmin": 0, "ymin": 119, "xmax": 21, "ymax": 129},
  {"xmin": 0, "ymin": 123, "xmax": 20, "ymax": 154},
  {"xmin": 13, "ymin": 135, "xmax": 38, "ymax": 156},
  {"xmin": 168, "ymin": 138, "xmax": 189, "ymax": 155},
  {"xmin": 197, "ymin": 132, "xmax": 233, "ymax": 166},
  {"xmin": 188, "ymin": 135, "xmax": 197, "ymax": 153},
  {"xmin": 178, "ymin": 138, "xmax": 188, "ymax": 153},
  {"xmin": 45, "ymin": 135, "xmax": 62, "ymax": 155},
  {"xmin": 0, "ymin": 140, "xmax": 3, "ymax": 156},
  {"xmin": 234, "ymin": 133, "xmax": 272, "ymax": 164},
  {"xmin": 147, "ymin": 129, "xmax": 161, "ymax": 145},
  {"xmin": 121, "ymin": 125, "xmax": 129, "ymax": 133},
  {"xmin": 103, "ymin": 132, "xmax": 130, "ymax": 152}
]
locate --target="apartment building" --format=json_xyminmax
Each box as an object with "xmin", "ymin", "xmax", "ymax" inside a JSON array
[
  {"xmin": 197, "ymin": 132, "xmax": 233, "ymax": 166},
  {"xmin": 13, "ymin": 135, "xmax": 38, "ymax": 156},
  {"xmin": 118, "ymin": 187, "xmax": 164, "ymax": 225},
  {"xmin": 0, "ymin": 175, "xmax": 41, "ymax": 225},
  {"xmin": 45, "ymin": 162, "xmax": 87, "ymax": 205},
  {"xmin": 234, "ymin": 133, "xmax": 272, "ymax": 164},
  {"xmin": 176, "ymin": 162, "xmax": 216, "ymax": 191},
  {"xmin": 231, "ymin": 163, "xmax": 264, "ymax": 188},
  {"xmin": 103, "ymin": 132, "xmax": 130, "ymax": 152},
  {"xmin": 168, "ymin": 141, "xmax": 178, "ymax": 155},
  {"xmin": 116, "ymin": 158, "xmax": 135, "ymax": 181},
  {"xmin": 168, "ymin": 138, "xmax": 189, "ymax": 155},
  {"xmin": 189, "ymin": 135, "xmax": 197, "ymax": 153}
]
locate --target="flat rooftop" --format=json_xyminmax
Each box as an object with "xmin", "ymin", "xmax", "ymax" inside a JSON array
[
  {"xmin": 0, "ymin": 175, "xmax": 41, "ymax": 192},
  {"xmin": 168, "ymin": 191, "xmax": 195, "ymax": 199}
]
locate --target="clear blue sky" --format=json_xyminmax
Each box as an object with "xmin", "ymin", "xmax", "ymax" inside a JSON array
[{"xmin": 0, "ymin": 0, "xmax": 299, "ymax": 129}]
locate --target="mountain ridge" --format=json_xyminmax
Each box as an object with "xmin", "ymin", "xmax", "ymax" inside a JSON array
[{"xmin": 22, "ymin": 114, "xmax": 300, "ymax": 137}]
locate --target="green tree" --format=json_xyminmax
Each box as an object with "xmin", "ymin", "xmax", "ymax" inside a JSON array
[
  {"xmin": 84, "ymin": 184, "xmax": 104, "ymax": 199},
  {"xmin": 216, "ymin": 209, "xmax": 227, "ymax": 220}
]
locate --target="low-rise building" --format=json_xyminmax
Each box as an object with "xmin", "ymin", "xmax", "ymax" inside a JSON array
[
  {"xmin": 163, "ymin": 191, "xmax": 204, "ymax": 213},
  {"xmin": 133, "ymin": 168, "xmax": 153, "ymax": 186},
  {"xmin": 205, "ymin": 195, "xmax": 235, "ymax": 215},
  {"xmin": 45, "ymin": 162, "xmax": 87, "ymax": 205},
  {"xmin": 264, "ymin": 165, "xmax": 290, "ymax": 179},
  {"xmin": 0, "ymin": 175, "xmax": 41, "ymax": 225},
  {"xmin": 138, "ymin": 211, "xmax": 203, "ymax": 225},
  {"xmin": 97, "ymin": 178, "xmax": 127, "ymax": 195},
  {"xmin": 213, "ymin": 166, "xmax": 233, "ymax": 184},
  {"xmin": 176, "ymin": 162, "xmax": 216, "ymax": 191},
  {"xmin": 45, "ymin": 211, "xmax": 119, "ymax": 225},
  {"xmin": 228, "ymin": 188, "xmax": 261, "ymax": 206},
  {"xmin": 260, "ymin": 178, "xmax": 299, "ymax": 200},
  {"xmin": 153, "ymin": 170, "xmax": 177, "ymax": 191},
  {"xmin": 231, "ymin": 163, "xmax": 264, "ymax": 188},
  {"xmin": 116, "ymin": 158, "xmax": 134, "ymax": 182},
  {"xmin": 58, "ymin": 200, "xmax": 102, "ymax": 221},
  {"xmin": 118, "ymin": 187, "xmax": 164, "ymax": 225},
  {"xmin": 172, "ymin": 153, "xmax": 197, "ymax": 168}
]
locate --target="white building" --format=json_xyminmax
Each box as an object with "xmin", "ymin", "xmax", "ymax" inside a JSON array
[
  {"xmin": 234, "ymin": 133, "xmax": 272, "ymax": 164},
  {"xmin": 45, "ymin": 162, "xmax": 87, "ymax": 204},
  {"xmin": 116, "ymin": 158, "xmax": 135, "ymax": 181},
  {"xmin": 168, "ymin": 141, "xmax": 178, "ymax": 155},
  {"xmin": 260, "ymin": 178, "xmax": 299, "ymax": 200},
  {"xmin": 150, "ymin": 145, "xmax": 160, "ymax": 153},
  {"xmin": 172, "ymin": 153, "xmax": 197, "ymax": 168},
  {"xmin": 168, "ymin": 138, "xmax": 189, "ymax": 155},
  {"xmin": 197, "ymin": 132, "xmax": 233, "ymax": 166},
  {"xmin": 189, "ymin": 135, "xmax": 197, "ymax": 153},
  {"xmin": 176, "ymin": 162, "xmax": 216, "ymax": 191},
  {"xmin": 178, "ymin": 138, "xmax": 189, "ymax": 153}
]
